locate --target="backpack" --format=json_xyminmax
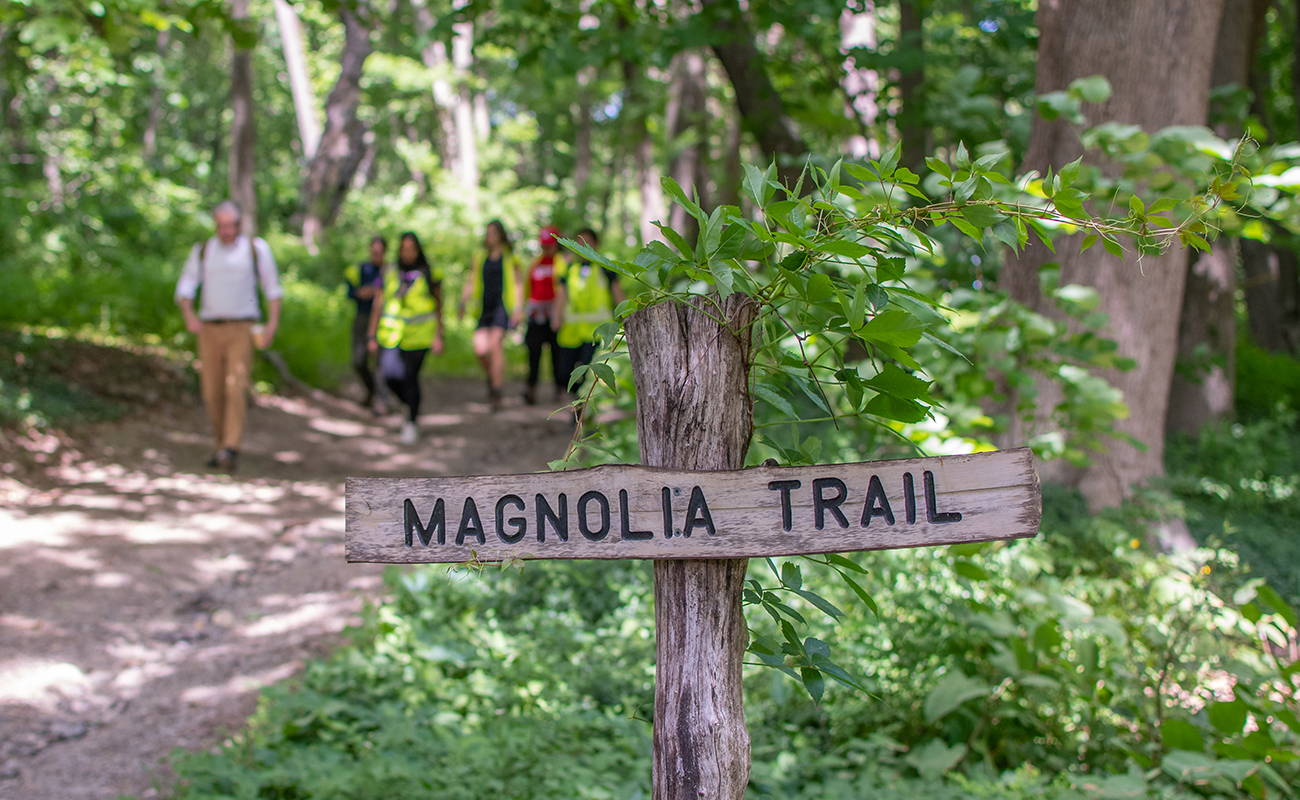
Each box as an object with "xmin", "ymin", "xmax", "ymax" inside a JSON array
[{"xmin": 196, "ymin": 236, "xmax": 265, "ymax": 311}]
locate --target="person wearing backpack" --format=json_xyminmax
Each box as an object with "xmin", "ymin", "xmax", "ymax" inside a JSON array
[
  {"xmin": 174, "ymin": 200, "xmax": 282, "ymax": 472},
  {"xmin": 551, "ymin": 227, "xmax": 624, "ymax": 424},
  {"xmin": 345, "ymin": 235, "xmax": 387, "ymax": 413},
  {"xmin": 375, "ymin": 231, "xmax": 445, "ymax": 444}
]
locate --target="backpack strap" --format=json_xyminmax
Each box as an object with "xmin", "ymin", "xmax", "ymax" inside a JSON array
[{"xmin": 196, "ymin": 237, "xmax": 265, "ymax": 308}]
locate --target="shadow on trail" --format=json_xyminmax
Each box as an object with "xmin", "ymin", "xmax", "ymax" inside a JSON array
[{"xmin": 0, "ymin": 374, "xmax": 577, "ymax": 799}]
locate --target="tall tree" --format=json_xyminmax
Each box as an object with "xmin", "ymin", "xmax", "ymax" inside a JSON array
[
  {"xmin": 897, "ymin": 0, "xmax": 925, "ymax": 172},
  {"xmin": 273, "ymin": 0, "xmax": 321, "ymax": 160},
  {"xmin": 665, "ymin": 49, "xmax": 711, "ymax": 242},
  {"xmin": 1001, "ymin": 0, "xmax": 1226, "ymax": 509},
  {"xmin": 619, "ymin": 14, "xmax": 666, "ymax": 245},
  {"xmin": 300, "ymin": 0, "xmax": 374, "ymax": 251},
  {"xmin": 701, "ymin": 0, "xmax": 808, "ymax": 188},
  {"xmin": 229, "ymin": 0, "xmax": 257, "ymax": 236}
]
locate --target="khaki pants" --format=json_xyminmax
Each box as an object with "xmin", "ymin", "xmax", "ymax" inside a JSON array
[{"xmin": 198, "ymin": 321, "xmax": 254, "ymax": 450}]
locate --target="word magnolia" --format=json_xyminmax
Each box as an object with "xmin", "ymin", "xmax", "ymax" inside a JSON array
[{"xmin": 345, "ymin": 448, "xmax": 1040, "ymax": 563}]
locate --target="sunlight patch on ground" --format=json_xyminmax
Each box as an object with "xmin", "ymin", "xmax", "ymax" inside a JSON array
[
  {"xmin": 179, "ymin": 662, "xmax": 302, "ymax": 706},
  {"xmin": 0, "ymin": 659, "xmax": 89, "ymax": 704},
  {"xmin": 241, "ymin": 594, "xmax": 359, "ymax": 638}
]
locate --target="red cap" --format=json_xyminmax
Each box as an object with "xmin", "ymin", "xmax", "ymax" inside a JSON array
[{"xmin": 539, "ymin": 225, "xmax": 560, "ymax": 246}]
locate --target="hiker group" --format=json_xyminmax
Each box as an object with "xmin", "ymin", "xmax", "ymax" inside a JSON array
[{"xmin": 176, "ymin": 201, "xmax": 622, "ymax": 470}]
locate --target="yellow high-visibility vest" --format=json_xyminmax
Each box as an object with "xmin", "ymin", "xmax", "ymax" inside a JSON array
[
  {"xmin": 556, "ymin": 260, "xmax": 614, "ymax": 348},
  {"xmin": 377, "ymin": 266, "xmax": 442, "ymax": 350}
]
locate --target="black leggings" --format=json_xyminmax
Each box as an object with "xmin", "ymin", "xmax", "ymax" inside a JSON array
[
  {"xmin": 385, "ymin": 348, "xmax": 428, "ymax": 422},
  {"xmin": 525, "ymin": 319, "xmax": 561, "ymax": 389},
  {"xmin": 555, "ymin": 342, "xmax": 597, "ymax": 396},
  {"xmin": 351, "ymin": 314, "xmax": 376, "ymax": 401}
]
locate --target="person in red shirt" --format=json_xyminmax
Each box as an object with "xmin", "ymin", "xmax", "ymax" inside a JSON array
[{"xmin": 522, "ymin": 225, "xmax": 568, "ymax": 405}]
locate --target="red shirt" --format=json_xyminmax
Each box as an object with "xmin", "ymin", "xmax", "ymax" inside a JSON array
[{"xmin": 529, "ymin": 254, "xmax": 556, "ymax": 303}]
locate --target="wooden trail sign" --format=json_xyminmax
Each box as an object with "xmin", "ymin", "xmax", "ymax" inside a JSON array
[
  {"xmin": 344, "ymin": 294, "xmax": 1044, "ymax": 800},
  {"xmin": 344, "ymin": 447, "xmax": 1040, "ymax": 564}
]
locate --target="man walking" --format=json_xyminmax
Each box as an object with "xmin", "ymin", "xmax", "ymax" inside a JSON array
[{"xmin": 175, "ymin": 200, "xmax": 282, "ymax": 472}]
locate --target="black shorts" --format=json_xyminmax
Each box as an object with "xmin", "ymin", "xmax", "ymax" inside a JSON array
[{"xmin": 477, "ymin": 305, "xmax": 510, "ymax": 330}]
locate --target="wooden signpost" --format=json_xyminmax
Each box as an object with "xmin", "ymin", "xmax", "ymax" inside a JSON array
[
  {"xmin": 346, "ymin": 448, "xmax": 1040, "ymax": 564},
  {"xmin": 344, "ymin": 295, "xmax": 1042, "ymax": 800}
]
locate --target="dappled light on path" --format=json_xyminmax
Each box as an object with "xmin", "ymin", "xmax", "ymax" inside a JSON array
[{"xmin": 0, "ymin": 377, "xmax": 576, "ymax": 799}]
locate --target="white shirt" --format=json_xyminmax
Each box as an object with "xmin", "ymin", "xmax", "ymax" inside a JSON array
[{"xmin": 175, "ymin": 235, "xmax": 283, "ymax": 320}]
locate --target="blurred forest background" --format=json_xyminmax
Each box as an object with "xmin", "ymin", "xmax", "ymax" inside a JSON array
[{"xmin": 3, "ymin": 0, "xmax": 1300, "ymax": 797}]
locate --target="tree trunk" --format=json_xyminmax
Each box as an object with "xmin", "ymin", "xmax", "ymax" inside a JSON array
[
  {"xmin": 624, "ymin": 294, "xmax": 758, "ymax": 800},
  {"xmin": 230, "ymin": 0, "xmax": 257, "ymax": 237},
  {"xmin": 1242, "ymin": 238, "xmax": 1298, "ymax": 351},
  {"xmin": 573, "ymin": 66, "xmax": 596, "ymax": 210},
  {"xmin": 1165, "ymin": 0, "xmax": 1266, "ymax": 433},
  {"xmin": 666, "ymin": 49, "xmax": 711, "ymax": 244},
  {"xmin": 300, "ymin": 0, "xmax": 373, "ymax": 252},
  {"xmin": 840, "ymin": 0, "xmax": 880, "ymax": 159},
  {"xmin": 702, "ymin": 0, "xmax": 808, "ymax": 189},
  {"xmin": 414, "ymin": 1, "xmax": 460, "ymax": 181},
  {"xmin": 274, "ymin": 0, "xmax": 321, "ymax": 159},
  {"xmin": 1001, "ymin": 0, "xmax": 1225, "ymax": 509},
  {"xmin": 897, "ymin": 0, "xmax": 925, "ymax": 172},
  {"xmin": 451, "ymin": 12, "xmax": 479, "ymax": 215},
  {"xmin": 1166, "ymin": 244, "xmax": 1237, "ymax": 435},
  {"xmin": 621, "ymin": 31, "xmax": 666, "ymax": 246},
  {"xmin": 143, "ymin": 29, "xmax": 170, "ymax": 159}
]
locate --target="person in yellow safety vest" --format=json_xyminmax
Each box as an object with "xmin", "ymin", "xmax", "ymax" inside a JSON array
[
  {"xmin": 344, "ymin": 235, "xmax": 386, "ymax": 414},
  {"xmin": 457, "ymin": 219, "xmax": 525, "ymax": 412},
  {"xmin": 373, "ymin": 231, "xmax": 445, "ymax": 444},
  {"xmin": 551, "ymin": 227, "xmax": 626, "ymax": 424}
]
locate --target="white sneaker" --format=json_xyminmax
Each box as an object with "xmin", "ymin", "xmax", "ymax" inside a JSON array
[{"xmin": 400, "ymin": 421, "xmax": 418, "ymax": 444}]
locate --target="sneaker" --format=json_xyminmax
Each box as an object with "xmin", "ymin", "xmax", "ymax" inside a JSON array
[
  {"xmin": 371, "ymin": 397, "xmax": 389, "ymax": 417},
  {"xmin": 522, "ymin": 385, "xmax": 537, "ymax": 406},
  {"xmin": 215, "ymin": 448, "xmax": 239, "ymax": 472},
  {"xmin": 490, "ymin": 387, "xmax": 504, "ymax": 413},
  {"xmin": 205, "ymin": 451, "xmax": 221, "ymax": 469},
  {"xmin": 400, "ymin": 421, "xmax": 418, "ymax": 444}
]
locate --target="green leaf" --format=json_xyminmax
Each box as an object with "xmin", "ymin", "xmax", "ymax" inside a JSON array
[
  {"xmin": 839, "ymin": 572, "xmax": 879, "ymax": 617},
  {"xmin": 864, "ymin": 362, "xmax": 931, "ymax": 400},
  {"xmin": 752, "ymin": 382, "xmax": 795, "ymax": 417},
  {"xmin": 876, "ymin": 256, "xmax": 906, "ymax": 282},
  {"xmin": 714, "ymin": 224, "xmax": 747, "ymax": 261},
  {"xmin": 859, "ymin": 310, "xmax": 926, "ymax": 347},
  {"xmin": 653, "ymin": 221, "xmax": 694, "ymax": 261},
  {"xmin": 1102, "ymin": 236, "xmax": 1124, "ymax": 259},
  {"xmin": 590, "ymin": 362, "xmax": 617, "ymax": 391},
  {"xmin": 1081, "ymin": 234, "xmax": 1098, "ymax": 253},
  {"xmin": 865, "ymin": 394, "xmax": 929, "ymax": 424},
  {"xmin": 819, "ymin": 239, "xmax": 874, "ymax": 259},
  {"xmin": 793, "ymin": 587, "xmax": 846, "ymax": 620},
  {"xmin": 961, "ymin": 204, "xmax": 1006, "ymax": 229},
  {"xmin": 866, "ymin": 284, "xmax": 890, "ymax": 312},
  {"xmin": 924, "ymin": 672, "xmax": 990, "ymax": 723},
  {"xmin": 801, "ymin": 667, "xmax": 825, "ymax": 703},
  {"xmin": 1161, "ymin": 718, "xmax": 1204, "ymax": 752},
  {"xmin": 825, "ymin": 553, "xmax": 867, "ymax": 574},
  {"xmin": 660, "ymin": 175, "xmax": 705, "ymax": 224},
  {"xmin": 806, "ymin": 273, "xmax": 835, "ymax": 302},
  {"xmin": 926, "ymin": 156, "xmax": 952, "ymax": 180},
  {"xmin": 953, "ymin": 561, "xmax": 989, "ymax": 581},
  {"xmin": 743, "ymin": 162, "xmax": 775, "ymax": 206},
  {"xmin": 1059, "ymin": 156, "xmax": 1083, "ymax": 188},
  {"xmin": 1208, "ymin": 699, "xmax": 1249, "ymax": 735},
  {"xmin": 1070, "ymin": 74, "xmax": 1113, "ymax": 104},
  {"xmin": 905, "ymin": 740, "xmax": 968, "ymax": 782},
  {"xmin": 780, "ymin": 560, "xmax": 803, "ymax": 591}
]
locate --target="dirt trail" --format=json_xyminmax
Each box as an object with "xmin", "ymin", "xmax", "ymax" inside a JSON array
[{"xmin": 0, "ymin": 372, "xmax": 578, "ymax": 799}]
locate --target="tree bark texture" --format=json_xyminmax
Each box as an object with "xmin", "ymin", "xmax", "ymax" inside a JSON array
[
  {"xmin": 1166, "ymin": 242, "xmax": 1237, "ymax": 435},
  {"xmin": 666, "ymin": 49, "xmax": 712, "ymax": 245},
  {"xmin": 1001, "ymin": 0, "xmax": 1225, "ymax": 509},
  {"xmin": 897, "ymin": 0, "xmax": 925, "ymax": 172},
  {"xmin": 701, "ymin": 0, "xmax": 808, "ymax": 189},
  {"xmin": 229, "ymin": 0, "xmax": 257, "ymax": 237},
  {"xmin": 143, "ymin": 29, "xmax": 170, "ymax": 159},
  {"xmin": 274, "ymin": 0, "xmax": 321, "ymax": 159},
  {"xmin": 1164, "ymin": 0, "xmax": 1267, "ymax": 433},
  {"xmin": 451, "ymin": 14, "xmax": 480, "ymax": 214},
  {"xmin": 300, "ymin": 0, "xmax": 373, "ymax": 250},
  {"xmin": 1242, "ymin": 238, "xmax": 1300, "ymax": 351},
  {"xmin": 625, "ymin": 294, "xmax": 758, "ymax": 800}
]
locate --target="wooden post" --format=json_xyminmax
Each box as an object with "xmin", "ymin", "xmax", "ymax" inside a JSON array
[{"xmin": 625, "ymin": 294, "xmax": 758, "ymax": 800}]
